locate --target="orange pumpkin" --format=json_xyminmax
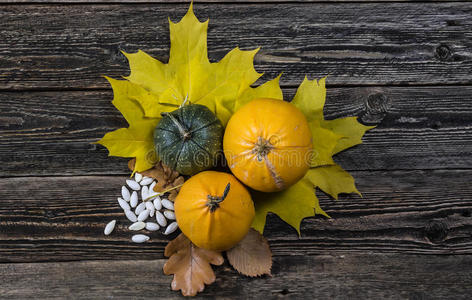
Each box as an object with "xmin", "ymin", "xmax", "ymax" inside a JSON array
[
  {"xmin": 174, "ymin": 171, "xmax": 255, "ymax": 251},
  {"xmin": 223, "ymin": 98, "xmax": 312, "ymax": 192}
]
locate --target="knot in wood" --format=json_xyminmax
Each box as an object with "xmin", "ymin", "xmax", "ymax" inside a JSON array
[
  {"xmin": 435, "ymin": 45, "xmax": 452, "ymax": 61},
  {"xmin": 360, "ymin": 93, "xmax": 390, "ymax": 124},
  {"xmin": 424, "ymin": 220, "xmax": 449, "ymax": 244},
  {"xmin": 43, "ymin": 209, "xmax": 57, "ymax": 219},
  {"xmin": 429, "ymin": 120, "xmax": 442, "ymax": 130}
]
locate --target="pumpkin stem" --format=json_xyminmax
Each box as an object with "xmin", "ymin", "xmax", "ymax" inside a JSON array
[
  {"xmin": 252, "ymin": 137, "xmax": 273, "ymax": 161},
  {"xmin": 179, "ymin": 94, "xmax": 189, "ymax": 108},
  {"xmin": 207, "ymin": 183, "xmax": 231, "ymax": 212},
  {"xmin": 161, "ymin": 112, "xmax": 191, "ymax": 140}
]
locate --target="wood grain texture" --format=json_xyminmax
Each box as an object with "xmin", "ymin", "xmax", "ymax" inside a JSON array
[
  {"xmin": 1, "ymin": 254, "xmax": 471, "ymax": 299},
  {"xmin": 1, "ymin": 2, "xmax": 471, "ymax": 298},
  {"xmin": 1, "ymin": 86, "xmax": 471, "ymax": 176},
  {"xmin": 0, "ymin": 87, "xmax": 472, "ymax": 176},
  {"xmin": 1, "ymin": 170, "xmax": 471, "ymax": 262},
  {"xmin": 0, "ymin": 3, "xmax": 471, "ymax": 90},
  {"xmin": 0, "ymin": 0, "xmax": 465, "ymax": 3}
]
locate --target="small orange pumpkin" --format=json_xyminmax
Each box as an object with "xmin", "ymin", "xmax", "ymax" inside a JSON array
[
  {"xmin": 223, "ymin": 98, "xmax": 312, "ymax": 192},
  {"xmin": 174, "ymin": 171, "xmax": 255, "ymax": 251}
]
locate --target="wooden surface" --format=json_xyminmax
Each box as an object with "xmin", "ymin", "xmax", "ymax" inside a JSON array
[
  {"xmin": 0, "ymin": 1, "xmax": 471, "ymax": 299},
  {"xmin": 1, "ymin": 3, "xmax": 472, "ymax": 90},
  {"xmin": 1, "ymin": 255, "xmax": 471, "ymax": 299}
]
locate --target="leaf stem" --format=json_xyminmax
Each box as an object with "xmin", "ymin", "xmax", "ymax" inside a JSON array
[{"xmin": 143, "ymin": 183, "xmax": 184, "ymax": 202}]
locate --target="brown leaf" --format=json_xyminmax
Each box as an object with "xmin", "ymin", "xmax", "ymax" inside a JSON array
[
  {"xmin": 128, "ymin": 159, "xmax": 184, "ymax": 201},
  {"xmin": 226, "ymin": 228, "xmax": 272, "ymax": 277},
  {"xmin": 163, "ymin": 234, "xmax": 224, "ymax": 296}
]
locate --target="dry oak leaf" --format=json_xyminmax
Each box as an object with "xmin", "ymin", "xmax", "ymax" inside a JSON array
[
  {"xmin": 128, "ymin": 159, "xmax": 184, "ymax": 201},
  {"xmin": 164, "ymin": 233, "xmax": 224, "ymax": 296},
  {"xmin": 226, "ymin": 228, "xmax": 272, "ymax": 277}
]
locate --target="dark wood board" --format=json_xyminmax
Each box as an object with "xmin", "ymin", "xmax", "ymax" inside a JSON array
[
  {"xmin": 1, "ymin": 1, "xmax": 471, "ymax": 298},
  {"xmin": 1, "ymin": 254, "xmax": 471, "ymax": 299},
  {"xmin": 1, "ymin": 3, "xmax": 471, "ymax": 90},
  {"xmin": 0, "ymin": 0, "xmax": 465, "ymax": 3},
  {"xmin": 1, "ymin": 86, "xmax": 471, "ymax": 177},
  {"xmin": 1, "ymin": 169, "xmax": 471, "ymax": 263}
]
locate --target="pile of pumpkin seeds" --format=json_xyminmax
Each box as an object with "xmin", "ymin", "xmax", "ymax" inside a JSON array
[{"xmin": 103, "ymin": 173, "xmax": 179, "ymax": 243}]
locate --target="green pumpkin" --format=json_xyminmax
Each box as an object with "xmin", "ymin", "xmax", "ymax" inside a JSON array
[{"xmin": 153, "ymin": 104, "xmax": 224, "ymax": 175}]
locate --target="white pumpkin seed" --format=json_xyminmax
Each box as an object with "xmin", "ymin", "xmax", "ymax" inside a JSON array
[
  {"xmin": 104, "ymin": 220, "xmax": 116, "ymax": 235},
  {"xmin": 130, "ymin": 191, "xmax": 138, "ymax": 208},
  {"xmin": 147, "ymin": 205, "xmax": 155, "ymax": 217},
  {"xmin": 117, "ymin": 198, "xmax": 131, "ymax": 211},
  {"xmin": 149, "ymin": 181, "xmax": 157, "ymax": 191},
  {"xmin": 135, "ymin": 202, "xmax": 146, "ymax": 215},
  {"xmin": 164, "ymin": 222, "xmax": 178, "ymax": 235},
  {"xmin": 140, "ymin": 177, "xmax": 154, "ymax": 186},
  {"xmin": 125, "ymin": 210, "xmax": 137, "ymax": 222},
  {"xmin": 121, "ymin": 186, "xmax": 131, "ymax": 202},
  {"xmin": 137, "ymin": 209, "xmax": 150, "ymax": 222},
  {"xmin": 145, "ymin": 222, "xmax": 160, "ymax": 231},
  {"xmin": 132, "ymin": 234, "xmax": 150, "ymax": 243},
  {"xmin": 161, "ymin": 199, "xmax": 174, "ymax": 210},
  {"xmin": 129, "ymin": 221, "xmax": 146, "ymax": 231},
  {"xmin": 153, "ymin": 198, "xmax": 162, "ymax": 210},
  {"xmin": 141, "ymin": 185, "xmax": 149, "ymax": 200},
  {"xmin": 126, "ymin": 179, "xmax": 141, "ymax": 191},
  {"xmin": 146, "ymin": 201, "xmax": 155, "ymax": 213},
  {"xmin": 155, "ymin": 211, "xmax": 167, "ymax": 227},
  {"xmin": 135, "ymin": 173, "xmax": 143, "ymax": 183},
  {"xmin": 164, "ymin": 210, "xmax": 176, "ymax": 220}
]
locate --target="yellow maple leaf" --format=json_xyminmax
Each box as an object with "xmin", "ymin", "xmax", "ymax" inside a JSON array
[
  {"xmin": 95, "ymin": 3, "xmax": 373, "ymax": 234},
  {"xmin": 252, "ymin": 77, "xmax": 374, "ymax": 234},
  {"xmin": 305, "ymin": 165, "xmax": 361, "ymax": 200},
  {"xmin": 97, "ymin": 4, "xmax": 282, "ymax": 173},
  {"xmin": 321, "ymin": 117, "xmax": 376, "ymax": 154},
  {"xmin": 123, "ymin": 4, "xmax": 282, "ymax": 125},
  {"xmin": 252, "ymin": 178, "xmax": 329, "ymax": 234},
  {"xmin": 292, "ymin": 76, "xmax": 327, "ymax": 122},
  {"xmin": 95, "ymin": 77, "xmax": 159, "ymax": 172}
]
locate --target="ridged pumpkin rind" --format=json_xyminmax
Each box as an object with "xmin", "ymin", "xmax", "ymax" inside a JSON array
[
  {"xmin": 223, "ymin": 98, "xmax": 313, "ymax": 192},
  {"xmin": 153, "ymin": 104, "xmax": 224, "ymax": 175},
  {"xmin": 175, "ymin": 171, "xmax": 255, "ymax": 251}
]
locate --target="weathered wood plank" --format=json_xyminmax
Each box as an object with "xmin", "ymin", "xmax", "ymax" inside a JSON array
[
  {"xmin": 1, "ymin": 86, "xmax": 471, "ymax": 176},
  {"xmin": 0, "ymin": 170, "xmax": 471, "ymax": 262},
  {"xmin": 0, "ymin": 3, "xmax": 471, "ymax": 90},
  {"xmin": 1, "ymin": 254, "xmax": 471, "ymax": 299},
  {"xmin": 0, "ymin": 0, "xmax": 464, "ymax": 3}
]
